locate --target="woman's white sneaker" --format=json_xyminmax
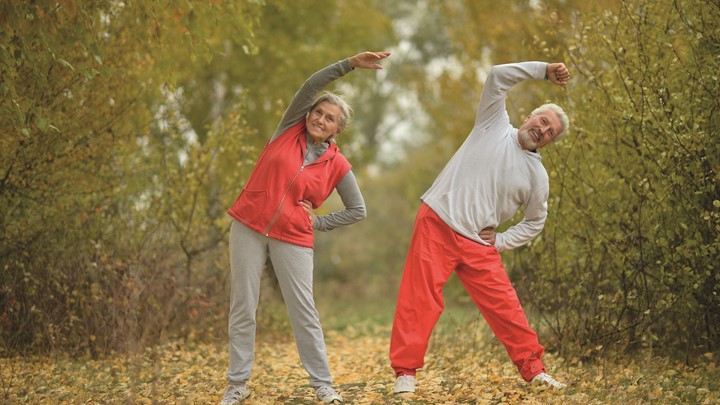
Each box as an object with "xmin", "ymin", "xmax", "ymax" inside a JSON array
[
  {"xmin": 219, "ymin": 383, "xmax": 250, "ymax": 404},
  {"xmin": 315, "ymin": 385, "xmax": 343, "ymax": 403},
  {"xmin": 393, "ymin": 374, "xmax": 416, "ymax": 394}
]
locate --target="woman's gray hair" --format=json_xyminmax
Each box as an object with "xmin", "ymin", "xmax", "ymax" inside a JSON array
[
  {"xmin": 308, "ymin": 91, "xmax": 353, "ymax": 137},
  {"xmin": 531, "ymin": 103, "xmax": 569, "ymax": 142}
]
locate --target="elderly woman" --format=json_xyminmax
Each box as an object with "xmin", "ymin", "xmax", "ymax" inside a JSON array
[{"xmin": 220, "ymin": 51, "xmax": 391, "ymax": 405}]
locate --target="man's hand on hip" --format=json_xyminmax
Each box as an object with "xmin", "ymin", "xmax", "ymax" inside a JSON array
[{"xmin": 480, "ymin": 227, "xmax": 496, "ymax": 245}]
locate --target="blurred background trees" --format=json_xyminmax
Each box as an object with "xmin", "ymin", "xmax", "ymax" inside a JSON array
[{"xmin": 1, "ymin": 0, "xmax": 717, "ymax": 363}]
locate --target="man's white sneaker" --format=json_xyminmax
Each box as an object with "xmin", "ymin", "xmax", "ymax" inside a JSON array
[
  {"xmin": 219, "ymin": 383, "xmax": 250, "ymax": 404},
  {"xmin": 315, "ymin": 385, "xmax": 343, "ymax": 403},
  {"xmin": 393, "ymin": 374, "xmax": 416, "ymax": 394},
  {"xmin": 530, "ymin": 372, "xmax": 567, "ymax": 389}
]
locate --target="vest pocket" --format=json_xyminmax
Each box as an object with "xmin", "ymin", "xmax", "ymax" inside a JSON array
[
  {"xmin": 279, "ymin": 204, "xmax": 313, "ymax": 241},
  {"xmin": 234, "ymin": 189, "xmax": 268, "ymax": 223}
]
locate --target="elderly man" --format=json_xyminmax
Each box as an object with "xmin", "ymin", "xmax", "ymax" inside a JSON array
[{"xmin": 390, "ymin": 61, "xmax": 571, "ymax": 394}]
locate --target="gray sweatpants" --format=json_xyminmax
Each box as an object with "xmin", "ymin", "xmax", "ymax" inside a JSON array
[{"xmin": 226, "ymin": 220, "xmax": 332, "ymax": 387}]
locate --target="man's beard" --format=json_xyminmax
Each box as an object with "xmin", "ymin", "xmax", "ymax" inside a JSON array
[{"xmin": 517, "ymin": 129, "xmax": 538, "ymax": 150}]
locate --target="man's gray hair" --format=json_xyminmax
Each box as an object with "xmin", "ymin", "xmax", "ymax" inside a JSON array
[
  {"xmin": 308, "ymin": 91, "xmax": 353, "ymax": 136},
  {"xmin": 531, "ymin": 103, "xmax": 569, "ymax": 142}
]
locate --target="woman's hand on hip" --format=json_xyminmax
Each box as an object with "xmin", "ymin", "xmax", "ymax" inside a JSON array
[{"xmin": 299, "ymin": 200, "xmax": 317, "ymax": 224}]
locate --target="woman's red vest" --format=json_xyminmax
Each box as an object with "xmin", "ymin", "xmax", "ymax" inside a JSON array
[{"xmin": 227, "ymin": 121, "xmax": 351, "ymax": 248}]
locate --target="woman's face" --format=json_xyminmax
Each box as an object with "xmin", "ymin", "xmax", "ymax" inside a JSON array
[{"xmin": 306, "ymin": 101, "xmax": 342, "ymax": 145}]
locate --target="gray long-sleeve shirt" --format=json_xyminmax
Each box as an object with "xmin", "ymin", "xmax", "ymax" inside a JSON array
[
  {"xmin": 421, "ymin": 62, "xmax": 550, "ymax": 252},
  {"xmin": 270, "ymin": 59, "xmax": 366, "ymax": 231}
]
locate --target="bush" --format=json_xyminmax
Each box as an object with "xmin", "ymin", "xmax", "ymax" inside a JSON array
[{"xmin": 512, "ymin": 0, "xmax": 719, "ymax": 359}]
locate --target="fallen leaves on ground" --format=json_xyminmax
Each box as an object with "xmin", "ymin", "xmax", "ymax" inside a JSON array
[{"xmin": 2, "ymin": 326, "xmax": 719, "ymax": 404}]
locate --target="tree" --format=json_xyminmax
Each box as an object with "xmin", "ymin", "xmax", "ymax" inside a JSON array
[{"xmin": 0, "ymin": 0, "xmax": 262, "ymax": 355}]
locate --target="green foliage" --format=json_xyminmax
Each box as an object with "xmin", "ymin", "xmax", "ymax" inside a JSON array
[
  {"xmin": 0, "ymin": 0, "xmax": 395, "ymax": 356},
  {"xmin": 318, "ymin": 0, "xmax": 718, "ymax": 363},
  {"xmin": 514, "ymin": 0, "xmax": 719, "ymax": 358},
  {"xmin": 0, "ymin": 0, "xmax": 263, "ymax": 355},
  {"xmin": 2, "ymin": 0, "xmax": 717, "ymax": 365},
  {"xmin": 192, "ymin": 0, "xmax": 395, "ymax": 162}
]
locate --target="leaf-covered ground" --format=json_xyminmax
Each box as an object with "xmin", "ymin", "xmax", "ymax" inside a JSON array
[{"xmin": 2, "ymin": 321, "xmax": 719, "ymax": 404}]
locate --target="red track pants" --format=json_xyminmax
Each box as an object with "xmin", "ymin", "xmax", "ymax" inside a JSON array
[{"xmin": 390, "ymin": 203, "xmax": 546, "ymax": 381}]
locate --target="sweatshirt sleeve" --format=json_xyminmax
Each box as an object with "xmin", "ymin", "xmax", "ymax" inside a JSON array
[
  {"xmin": 313, "ymin": 170, "xmax": 367, "ymax": 231},
  {"xmin": 270, "ymin": 59, "xmax": 355, "ymax": 143},
  {"xmin": 474, "ymin": 62, "xmax": 547, "ymax": 133},
  {"xmin": 494, "ymin": 179, "xmax": 549, "ymax": 252}
]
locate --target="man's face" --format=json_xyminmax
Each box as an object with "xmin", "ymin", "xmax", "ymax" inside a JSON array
[{"xmin": 517, "ymin": 110, "xmax": 562, "ymax": 151}]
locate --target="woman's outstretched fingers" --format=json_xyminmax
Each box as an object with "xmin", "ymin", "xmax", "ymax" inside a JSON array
[{"xmin": 350, "ymin": 51, "xmax": 391, "ymax": 69}]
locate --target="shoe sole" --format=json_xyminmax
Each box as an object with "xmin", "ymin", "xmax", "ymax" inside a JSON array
[
  {"xmin": 532, "ymin": 381, "xmax": 566, "ymax": 389},
  {"xmin": 318, "ymin": 394, "xmax": 343, "ymax": 403}
]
